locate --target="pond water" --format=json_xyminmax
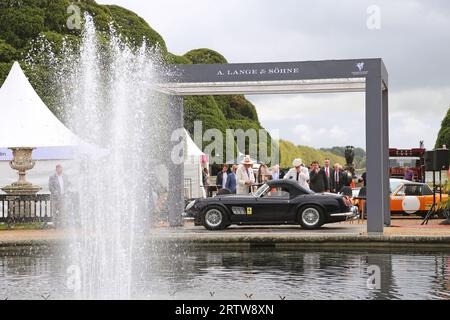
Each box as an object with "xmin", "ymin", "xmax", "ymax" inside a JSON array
[{"xmin": 1, "ymin": 246, "xmax": 449, "ymax": 300}]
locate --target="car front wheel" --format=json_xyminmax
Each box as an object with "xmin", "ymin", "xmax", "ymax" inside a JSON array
[
  {"xmin": 299, "ymin": 205, "xmax": 325, "ymax": 230},
  {"xmin": 202, "ymin": 207, "xmax": 229, "ymax": 231}
]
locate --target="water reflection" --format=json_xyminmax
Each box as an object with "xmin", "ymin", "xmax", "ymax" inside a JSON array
[{"xmin": 1, "ymin": 247, "xmax": 449, "ymax": 300}]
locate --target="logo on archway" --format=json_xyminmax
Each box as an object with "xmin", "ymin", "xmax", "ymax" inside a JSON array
[{"xmin": 352, "ymin": 62, "xmax": 369, "ymax": 76}]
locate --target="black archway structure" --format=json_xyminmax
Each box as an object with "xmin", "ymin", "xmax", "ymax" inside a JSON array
[{"xmin": 162, "ymin": 58, "xmax": 389, "ymax": 234}]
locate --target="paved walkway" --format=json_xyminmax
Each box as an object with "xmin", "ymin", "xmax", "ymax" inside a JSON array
[{"xmin": 0, "ymin": 219, "xmax": 449, "ymax": 247}]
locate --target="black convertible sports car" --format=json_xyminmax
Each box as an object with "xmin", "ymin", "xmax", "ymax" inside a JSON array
[{"xmin": 185, "ymin": 179, "xmax": 359, "ymax": 230}]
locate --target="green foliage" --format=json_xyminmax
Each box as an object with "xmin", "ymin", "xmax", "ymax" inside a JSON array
[
  {"xmin": 184, "ymin": 96, "xmax": 228, "ymax": 134},
  {"xmin": 435, "ymin": 108, "xmax": 450, "ymax": 149},
  {"xmin": 184, "ymin": 48, "xmax": 227, "ymax": 64},
  {"xmin": 184, "ymin": 95, "xmax": 238, "ymax": 161},
  {"xmin": 0, "ymin": 0, "xmax": 168, "ymax": 118},
  {"xmin": 105, "ymin": 5, "xmax": 167, "ymax": 53},
  {"xmin": 0, "ymin": 2, "xmax": 46, "ymax": 49},
  {"xmin": 0, "ymin": 39, "xmax": 19, "ymax": 62},
  {"xmin": 180, "ymin": 48, "xmax": 267, "ymax": 160},
  {"xmin": 279, "ymin": 140, "xmax": 346, "ymax": 169},
  {"xmin": 213, "ymin": 95, "xmax": 258, "ymax": 122},
  {"xmin": 0, "ymin": 0, "xmax": 167, "ymax": 66},
  {"xmin": 165, "ymin": 52, "xmax": 191, "ymax": 65},
  {"xmin": 0, "ymin": 1, "xmax": 345, "ymax": 168},
  {"xmin": 0, "ymin": 62, "xmax": 13, "ymax": 86},
  {"xmin": 228, "ymin": 95, "xmax": 259, "ymax": 121}
]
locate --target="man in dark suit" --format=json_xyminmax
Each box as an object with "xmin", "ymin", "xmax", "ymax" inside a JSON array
[
  {"xmin": 49, "ymin": 164, "xmax": 69, "ymax": 227},
  {"xmin": 216, "ymin": 164, "xmax": 229, "ymax": 190},
  {"xmin": 331, "ymin": 164, "xmax": 345, "ymax": 193},
  {"xmin": 323, "ymin": 158, "xmax": 333, "ymax": 191},
  {"xmin": 309, "ymin": 161, "xmax": 328, "ymax": 193},
  {"xmin": 225, "ymin": 164, "xmax": 237, "ymax": 193}
]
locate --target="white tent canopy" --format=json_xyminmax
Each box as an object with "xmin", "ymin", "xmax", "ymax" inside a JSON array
[
  {"xmin": 184, "ymin": 129, "xmax": 206, "ymax": 198},
  {"xmin": 0, "ymin": 62, "xmax": 206, "ymax": 197},
  {"xmin": 0, "ymin": 62, "xmax": 102, "ymax": 193},
  {"xmin": 0, "ymin": 61, "xmax": 78, "ymax": 148},
  {"xmin": 184, "ymin": 129, "xmax": 204, "ymax": 157}
]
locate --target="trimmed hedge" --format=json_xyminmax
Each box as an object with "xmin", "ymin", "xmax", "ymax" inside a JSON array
[
  {"xmin": 0, "ymin": 2, "xmax": 348, "ymax": 166},
  {"xmin": 0, "ymin": 0, "xmax": 168, "ymax": 116},
  {"xmin": 106, "ymin": 5, "xmax": 167, "ymax": 54},
  {"xmin": 184, "ymin": 48, "xmax": 227, "ymax": 64},
  {"xmin": 180, "ymin": 48, "xmax": 267, "ymax": 160},
  {"xmin": 0, "ymin": 0, "xmax": 167, "ymax": 60}
]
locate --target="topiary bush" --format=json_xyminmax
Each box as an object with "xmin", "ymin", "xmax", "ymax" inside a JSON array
[
  {"xmin": 184, "ymin": 48, "xmax": 227, "ymax": 64},
  {"xmin": 181, "ymin": 48, "xmax": 270, "ymax": 161},
  {"xmin": 105, "ymin": 5, "xmax": 167, "ymax": 53}
]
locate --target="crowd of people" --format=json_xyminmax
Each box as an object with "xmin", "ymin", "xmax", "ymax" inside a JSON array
[
  {"xmin": 282, "ymin": 158, "xmax": 358, "ymax": 193},
  {"xmin": 203, "ymin": 156, "xmax": 361, "ymax": 196}
]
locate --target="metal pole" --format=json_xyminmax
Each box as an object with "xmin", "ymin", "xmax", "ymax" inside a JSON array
[
  {"xmin": 365, "ymin": 74, "xmax": 386, "ymax": 234},
  {"xmin": 382, "ymin": 88, "xmax": 390, "ymax": 227},
  {"xmin": 433, "ymin": 170, "xmax": 436, "ymax": 205},
  {"xmin": 168, "ymin": 96, "xmax": 184, "ymax": 227},
  {"xmin": 439, "ymin": 170, "xmax": 442, "ymax": 209}
]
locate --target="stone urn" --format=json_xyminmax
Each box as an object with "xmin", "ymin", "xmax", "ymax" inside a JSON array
[{"xmin": 1, "ymin": 147, "xmax": 41, "ymax": 195}]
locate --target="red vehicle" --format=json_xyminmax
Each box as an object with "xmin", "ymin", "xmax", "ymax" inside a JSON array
[{"xmin": 389, "ymin": 147, "xmax": 426, "ymax": 182}]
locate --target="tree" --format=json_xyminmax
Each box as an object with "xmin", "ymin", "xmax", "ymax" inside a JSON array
[
  {"xmin": 181, "ymin": 48, "xmax": 271, "ymax": 162},
  {"xmin": 435, "ymin": 107, "xmax": 450, "ymax": 149}
]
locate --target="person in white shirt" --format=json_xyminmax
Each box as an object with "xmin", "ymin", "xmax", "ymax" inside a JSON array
[
  {"xmin": 283, "ymin": 158, "xmax": 310, "ymax": 190},
  {"xmin": 236, "ymin": 155, "xmax": 256, "ymax": 194},
  {"xmin": 271, "ymin": 165, "xmax": 280, "ymax": 180},
  {"xmin": 216, "ymin": 164, "xmax": 228, "ymax": 190}
]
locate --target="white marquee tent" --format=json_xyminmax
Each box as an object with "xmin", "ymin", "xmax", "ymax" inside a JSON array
[
  {"xmin": 0, "ymin": 62, "xmax": 83, "ymax": 190},
  {"xmin": 0, "ymin": 62, "xmax": 79, "ymax": 148},
  {"xmin": 0, "ymin": 62, "xmax": 206, "ymax": 197},
  {"xmin": 183, "ymin": 129, "xmax": 207, "ymax": 198}
]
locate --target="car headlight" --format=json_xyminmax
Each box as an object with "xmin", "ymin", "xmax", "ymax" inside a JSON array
[{"xmin": 185, "ymin": 200, "xmax": 196, "ymax": 211}]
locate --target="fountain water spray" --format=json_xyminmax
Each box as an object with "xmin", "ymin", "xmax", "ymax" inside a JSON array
[{"xmin": 42, "ymin": 14, "xmax": 171, "ymax": 299}]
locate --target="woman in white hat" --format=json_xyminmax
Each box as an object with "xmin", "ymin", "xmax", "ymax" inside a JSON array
[
  {"xmin": 283, "ymin": 158, "xmax": 310, "ymax": 190},
  {"xmin": 236, "ymin": 155, "xmax": 256, "ymax": 194}
]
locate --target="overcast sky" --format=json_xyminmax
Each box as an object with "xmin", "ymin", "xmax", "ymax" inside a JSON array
[{"xmin": 98, "ymin": 0, "xmax": 450, "ymax": 149}]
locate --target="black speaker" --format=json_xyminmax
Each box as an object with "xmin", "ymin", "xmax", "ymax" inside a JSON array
[
  {"xmin": 424, "ymin": 151, "xmax": 434, "ymax": 171},
  {"xmin": 425, "ymin": 149, "xmax": 449, "ymax": 171},
  {"xmin": 435, "ymin": 149, "xmax": 449, "ymax": 170}
]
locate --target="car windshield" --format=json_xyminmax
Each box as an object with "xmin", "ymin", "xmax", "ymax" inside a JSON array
[
  {"xmin": 254, "ymin": 184, "xmax": 270, "ymax": 197},
  {"xmin": 390, "ymin": 179, "xmax": 410, "ymax": 193}
]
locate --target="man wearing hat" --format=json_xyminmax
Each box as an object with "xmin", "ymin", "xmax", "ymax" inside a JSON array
[
  {"xmin": 236, "ymin": 155, "xmax": 256, "ymax": 194},
  {"xmin": 283, "ymin": 158, "xmax": 310, "ymax": 190}
]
